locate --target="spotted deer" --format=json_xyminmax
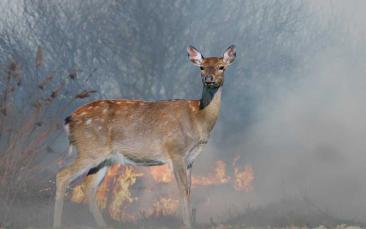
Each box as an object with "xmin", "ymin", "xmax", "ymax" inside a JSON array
[{"xmin": 53, "ymin": 45, "xmax": 236, "ymax": 228}]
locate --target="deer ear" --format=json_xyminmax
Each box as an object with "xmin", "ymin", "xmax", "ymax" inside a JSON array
[
  {"xmin": 187, "ymin": 46, "xmax": 204, "ymax": 66},
  {"xmin": 223, "ymin": 45, "xmax": 236, "ymax": 65}
]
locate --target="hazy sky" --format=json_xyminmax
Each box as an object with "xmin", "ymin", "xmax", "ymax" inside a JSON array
[{"xmin": 309, "ymin": 0, "xmax": 366, "ymax": 35}]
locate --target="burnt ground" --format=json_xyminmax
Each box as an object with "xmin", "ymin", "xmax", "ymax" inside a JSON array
[
  {"xmin": 1, "ymin": 184, "xmax": 365, "ymax": 229},
  {"xmin": 0, "ymin": 171, "xmax": 364, "ymax": 229}
]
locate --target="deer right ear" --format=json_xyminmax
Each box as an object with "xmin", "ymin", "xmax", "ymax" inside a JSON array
[{"xmin": 187, "ymin": 46, "xmax": 203, "ymax": 66}]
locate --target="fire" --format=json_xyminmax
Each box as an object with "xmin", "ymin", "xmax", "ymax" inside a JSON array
[
  {"xmin": 108, "ymin": 166, "xmax": 143, "ymax": 221},
  {"xmin": 69, "ymin": 156, "xmax": 254, "ymax": 222},
  {"xmin": 192, "ymin": 160, "xmax": 230, "ymax": 185},
  {"xmin": 149, "ymin": 165, "xmax": 172, "ymax": 183},
  {"xmin": 98, "ymin": 164, "xmax": 121, "ymax": 208},
  {"xmin": 233, "ymin": 156, "xmax": 254, "ymax": 192},
  {"xmin": 70, "ymin": 185, "xmax": 85, "ymax": 203},
  {"xmin": 151, "ymin": 197, "xmax": 179, "ymax": 217}
]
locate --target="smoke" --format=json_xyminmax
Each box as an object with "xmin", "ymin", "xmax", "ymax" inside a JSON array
[
  {"xmin": 243, "ymin": 49, "xmax": 366, "ymax": 221},
  {"xmin": 200, "ymin": 1, "xmax": 366, "ymax": 224},
  {"xmin": 1, "ymin": 0, "xmax": 366, "ymax": 227}
]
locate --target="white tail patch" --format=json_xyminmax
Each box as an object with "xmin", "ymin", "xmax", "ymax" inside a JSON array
[{"xmin": 64, "ymin": 122, "xmax": 73, "ymax": 156}]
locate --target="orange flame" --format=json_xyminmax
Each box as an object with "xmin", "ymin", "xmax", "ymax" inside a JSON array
[
  {"xmin": 192, "ymin": 160, "xmax": 230, "ymax": 185},
  {"xmin": 70, "ymin": 184, "xmax": 85, "ymax": 204},
  {"xmin": 149, "ymin": 165, "xmax": 172, "ymax": 183},
  {"xmin": 233, "ymin": 156, "xmax": 254, "ymax": 192},
  {"xmin": 108, "ymin": 166, "xmax": 143, "ymax": 221},
  {"xmin": 97, "ymin": 164, "xmax": 121, "ymax": 209},
  {"xmin": 69, "ymin": 156, "xmax": 254, "ymax": 222},
  {"xmin": 234, "ymin": 165, "xmax": 254, "ymax": 191}
]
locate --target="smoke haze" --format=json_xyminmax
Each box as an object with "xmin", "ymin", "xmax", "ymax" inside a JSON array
[
  {"xmin": 195, "ymin": 0, "xmax": 366, "ymax": 223},
  {"xmin": 0, "ymin": 0, "xmax": 366, "ymax": 227}
]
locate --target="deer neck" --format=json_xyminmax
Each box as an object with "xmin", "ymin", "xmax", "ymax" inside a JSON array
[{"xmin": 198, "ymin": 85, "xmax": 222, "ymax": 134}]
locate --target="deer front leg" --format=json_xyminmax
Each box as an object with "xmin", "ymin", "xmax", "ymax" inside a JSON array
[{"xmin": 172, "ymin": 158, "xmax": 192, "ymax": 228}]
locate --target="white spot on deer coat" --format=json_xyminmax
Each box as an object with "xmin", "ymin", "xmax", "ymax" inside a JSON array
[{"xmin": 86, "ymin": 119, "xmax": 92, "ymax": 125}]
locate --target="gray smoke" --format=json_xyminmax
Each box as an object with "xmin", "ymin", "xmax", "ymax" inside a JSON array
[
  {"xmin": 1, "ymin": 0, "xmax": 366, "ymax": 227},
  {"xmin": 198, "ymin": 0, "xmax": 366, "ymax": 223}
]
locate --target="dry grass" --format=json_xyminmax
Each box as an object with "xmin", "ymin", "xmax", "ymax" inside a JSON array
[{"xmin": 0, "ymin": 48, "xmax": 96, "ymax": 228}]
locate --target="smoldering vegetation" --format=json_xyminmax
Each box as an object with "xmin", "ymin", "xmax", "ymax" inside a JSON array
[{"xmin": 0, "ymin": 0, "xmax": 365, "ymax": 228}]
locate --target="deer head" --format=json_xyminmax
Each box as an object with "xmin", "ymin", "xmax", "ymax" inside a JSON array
[{"xmin": 187, "ymin": 45, "xmax": 236, "ymax": 88}]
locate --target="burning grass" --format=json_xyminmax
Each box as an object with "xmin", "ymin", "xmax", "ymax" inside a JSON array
[{"xmin": 69, "ymin": 157, "xmax": 255, "ymax": 223}]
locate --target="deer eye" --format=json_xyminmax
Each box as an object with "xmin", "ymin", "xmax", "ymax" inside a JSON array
[
  {"xmin": 200, "ymin": 66, "xmax": 204, "ymax": 70},
  {"xmin": 219, "ymin": 66, "xmax": 225, "ymax": 70}
]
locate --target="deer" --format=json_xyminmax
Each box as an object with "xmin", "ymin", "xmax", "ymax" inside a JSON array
[{"xmin": 53, "ymin": 45, "xmax": 236, "ymax": 228}]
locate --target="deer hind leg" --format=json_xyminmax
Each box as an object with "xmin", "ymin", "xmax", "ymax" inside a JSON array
[
  {"xmin": 84, "ymin": 166, "xmax": 108, "ymax": 227},
  {"xmin": 172, "ymin": 159, "xmax": 192, "ymax": 228},
  {"xmin": 53, "ymin": 159, "xmax": 101, "ymax": 228},
  {"xmin": 186, "ymin": 157, "xmax": 196, "ymax": 198}
]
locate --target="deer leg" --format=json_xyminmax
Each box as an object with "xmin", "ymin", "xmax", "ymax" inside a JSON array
[
  {"xmin": 172, "ymin": 159, "xmax": 192, "ymax": 228},
  {"xmin": 187, "ymin": 163, "xmax": 193, "ymax": 197},
  {"xmin": 53, "ymin": 159, "xmax": 98, "ymax": 228},
  {"xmin": 84, "ymin": 166, "xmax": 108, "ymax": 227}
]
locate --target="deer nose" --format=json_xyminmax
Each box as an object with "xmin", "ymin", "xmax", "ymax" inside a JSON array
[{"xmin": 204, "ymin": 75, "xmax": 214, "ymax": 83}]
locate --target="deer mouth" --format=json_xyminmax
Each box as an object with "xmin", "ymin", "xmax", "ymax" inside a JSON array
[{"xmin": 204, "ymin": 81, "xmax": 220, "ymax": 88}]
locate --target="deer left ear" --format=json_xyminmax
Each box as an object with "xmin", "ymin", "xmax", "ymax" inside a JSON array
[{"xmin": 223, "ymin": 45, "xmax": 236, "ymax": 65}]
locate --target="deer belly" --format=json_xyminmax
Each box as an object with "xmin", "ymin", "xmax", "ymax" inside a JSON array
[
  {"xmin": 87, "ymin": 153, "xmax": 167, "ymax": 176},
  {"xmin": 109, "ymin": 152, "xmax": 167, "ymax": 166},
  {"xmin": 111, "ymin": 137, "xmax": 170, "ymax": 166}
]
